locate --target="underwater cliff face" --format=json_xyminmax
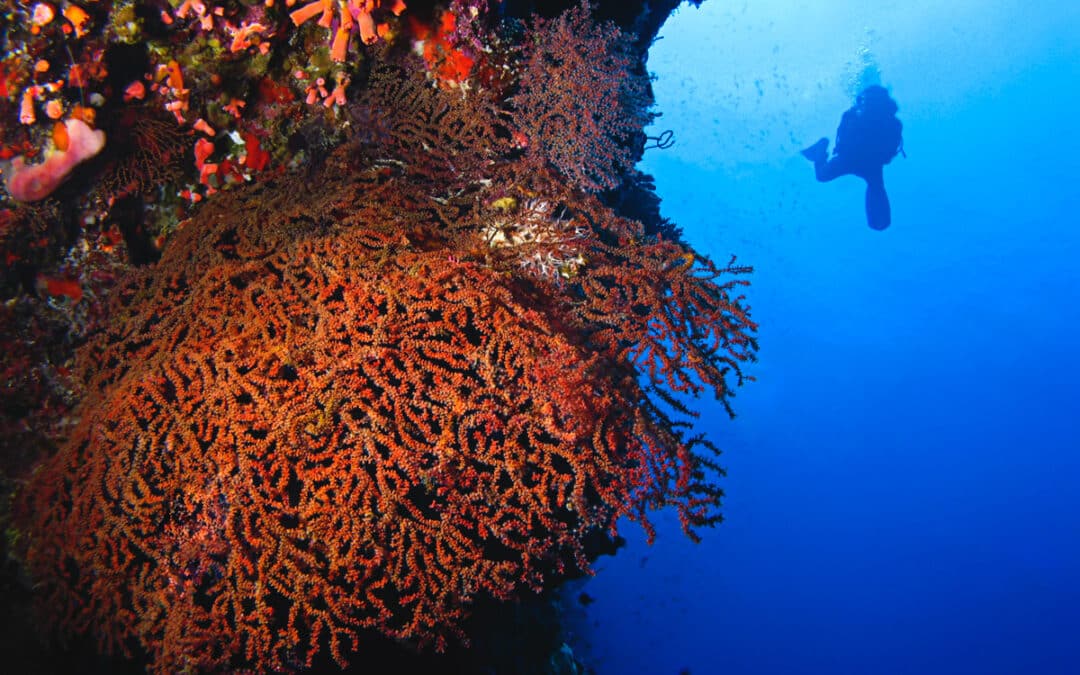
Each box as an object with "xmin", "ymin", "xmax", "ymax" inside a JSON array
[
  {"xmin": 0, "ymin": 1, "xmax": 755, "ymax": 673},
  {"xmin": 569, "ymin": 2, "xmax": 1080, "ymax": 674}
]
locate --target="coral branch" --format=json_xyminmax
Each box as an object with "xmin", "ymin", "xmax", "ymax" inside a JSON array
[{"xmin": 511, "ymin": 3, "xmax": 653, "ymax": 192}]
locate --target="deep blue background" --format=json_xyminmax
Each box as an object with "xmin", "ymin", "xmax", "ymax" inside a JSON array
[{"xmin": 565, "ymin": 2, "xmax": 1080, "ymax": 673}]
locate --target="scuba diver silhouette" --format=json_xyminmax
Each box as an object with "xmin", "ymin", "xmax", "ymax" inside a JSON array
[{"xmin": 801, "ymin": 85, "xmax": 904, "ymax": 230}]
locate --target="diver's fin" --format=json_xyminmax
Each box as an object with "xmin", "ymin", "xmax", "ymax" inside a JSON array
[
  {"xmin": 800, "ymin": 138, "xmax": 829, "ymax": 162},
  {"xmin": 865, "ymin": 181, "xmax": 891, "ymax": 230}
]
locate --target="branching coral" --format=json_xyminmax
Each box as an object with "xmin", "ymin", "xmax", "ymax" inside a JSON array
[
  {"xmin": 511, "ymin": 2, "xmax": 653, "ymax": 192},
  {"xmin": 12, "ymin": 4, "xmax": 756, "ymax": 673}
]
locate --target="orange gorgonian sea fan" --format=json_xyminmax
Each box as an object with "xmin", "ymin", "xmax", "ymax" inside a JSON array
[{"xmin": 14, "ymin": 8, "xmax": 756, "ymax": 673}]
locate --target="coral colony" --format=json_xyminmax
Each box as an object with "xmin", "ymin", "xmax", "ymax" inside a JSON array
[{"xmin": 1, "ymin": 0, "xmax": 753, "ymax": 672}]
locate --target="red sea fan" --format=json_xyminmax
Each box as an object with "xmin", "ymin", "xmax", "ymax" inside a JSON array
[
  {"xmin": 13, "ymin": 8, "xmax": 755, "ymax": 673},
  {"xmin": 15, "ymin": 156, "xmax": 753, "ymax": 671},
  {"xmin": 511, "ymin": 2, "xmax": 653, "ymax": 192}
]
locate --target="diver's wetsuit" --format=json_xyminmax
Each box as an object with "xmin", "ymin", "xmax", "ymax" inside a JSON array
[{"xmin": 807, "ymin": 93, "xmax": 903, "ymax": 231}]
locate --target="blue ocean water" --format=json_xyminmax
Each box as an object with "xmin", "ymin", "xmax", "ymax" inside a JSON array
[{"xmin": 566, "ymin": 2, "xmax": 1080, "ymax": 673}]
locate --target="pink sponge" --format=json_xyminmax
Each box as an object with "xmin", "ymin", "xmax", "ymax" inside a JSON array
[{"xmin": 3, "ymin": 119, "xmax": 106, "ymax": 202}]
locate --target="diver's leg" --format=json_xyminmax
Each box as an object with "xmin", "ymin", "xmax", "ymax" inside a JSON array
[
  {"xmin": 815, "ymin": 157, "xmax": 851, "ymax": 182},
  {"xmin": 863, "ymin": 167, "xmax": 891, "ymax": 230},
  {"xmin": 801, "ymin": 139, "xmax": 848, "ymax": 182}
]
